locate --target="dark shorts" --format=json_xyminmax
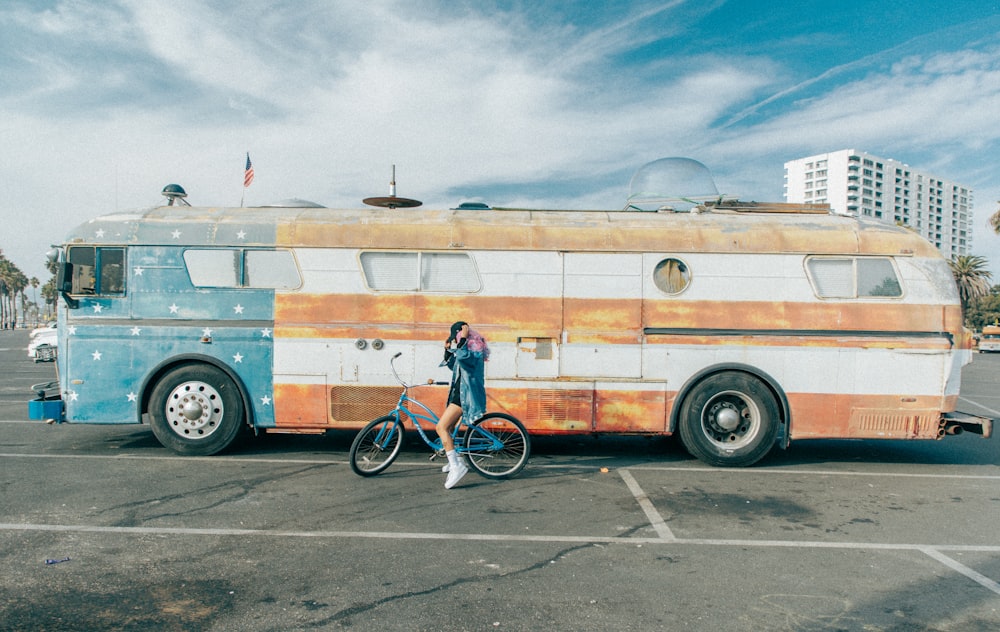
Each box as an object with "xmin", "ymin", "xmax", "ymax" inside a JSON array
[{"xmin": 447, "ymin": 379, "xmax": 461, "ymax": 407}]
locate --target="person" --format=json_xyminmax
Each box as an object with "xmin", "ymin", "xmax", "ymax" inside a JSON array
[{"xmin": 437, "ymin": 321, "xmax": 489, "ymax": 489}]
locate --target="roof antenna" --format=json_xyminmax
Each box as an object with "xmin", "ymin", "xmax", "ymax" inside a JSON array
[
  {"xmin": 363, "ymin": 164, "xmax": 422, "ymax": 209},
  {"xmin": 161, "ymin": 184, "xmax": 191, "ymax": 206}
]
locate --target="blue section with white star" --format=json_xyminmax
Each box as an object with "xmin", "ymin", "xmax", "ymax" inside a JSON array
[{"xmin": 60, "ymin": 242, "xmax": 279, "ymax": 428}]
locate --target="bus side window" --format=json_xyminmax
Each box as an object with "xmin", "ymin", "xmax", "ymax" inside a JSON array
[
  {"xmin": 652, "ymin": 258, "xmax": 691, "ymax": 294},
  {"xmin": 100, "ymin": 248, "xmax": 126, "ymax": 295},
  {"xmin": 68, "ymin": 246, "xmax": 96, "ymax": 295},
  {"xmin": 245, "ymin": 250, "xmax": 301, "ymax": 289},
  {"xmin": 360, "ymin": 251, "xmax": 480, "ymax": 293},
  {"xmin": 67, "ymin": 246, "xmax": 126, "ymax": 296},
  {"xmin": 857, "ymin": 258, "xmax": 902, "ymax": 297},
  {"xmin": 807, "ymin": 256, "xmax": 902, "ymax": 299}
]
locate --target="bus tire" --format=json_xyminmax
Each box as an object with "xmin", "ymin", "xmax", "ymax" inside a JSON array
[
  {"xmin": 678, "ymin": 371, "xmax": 780, "ymax": 467},
  {"xmin": 148, "ymin": 364, "xmax": 246, "ymax": 456}
]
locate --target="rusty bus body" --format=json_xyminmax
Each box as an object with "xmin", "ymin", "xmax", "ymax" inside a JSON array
[{"xmin": 39, "ymin": 198, "xmax": 992, "ymax": 466}]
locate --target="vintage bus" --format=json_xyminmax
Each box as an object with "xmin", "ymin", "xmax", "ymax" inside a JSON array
[
  {"xmin": 32, "ymin": 159, "xmax": 992, "ymax": 466},
  {"xmin": 979, "ymin": 325, "xmax": 1000, "ymax": 353}
]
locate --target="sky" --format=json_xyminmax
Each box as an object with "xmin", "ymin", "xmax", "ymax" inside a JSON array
[{"xmin": 2, "ymin": 0, "xmax": 1000, "ymax": 284}]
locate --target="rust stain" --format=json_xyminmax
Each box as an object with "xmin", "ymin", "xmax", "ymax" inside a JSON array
[
  {"xmin": 276, "ymin": 294, "xmax": 563, "ymax": 343},
  {"xmin": 268, "ymin": 207, "xmax": 940, "ymax": 257},
  {"xmin": 273, "ymin": 383, "xmax": 328, "ymax": 427},
  {"xmin": 277, "ymin": 293, "xmax": 961, "ymax": 345},
  {"xmin": 786, "ymin": 392, "xmax": 948, "ymax": 439}
]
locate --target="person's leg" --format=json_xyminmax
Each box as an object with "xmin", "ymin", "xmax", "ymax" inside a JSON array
[
  {"xmin": 436, "ymin": 404, "xmax": 468, "ymax": 488},
  {"xmin": 436, "ymin": 404, "xmax": 463, "ymax": 451}
]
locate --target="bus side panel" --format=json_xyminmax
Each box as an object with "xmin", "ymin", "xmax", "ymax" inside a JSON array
[{"xmin": 61, "ymin": 245, "xmax": 278, "ymax": 427}]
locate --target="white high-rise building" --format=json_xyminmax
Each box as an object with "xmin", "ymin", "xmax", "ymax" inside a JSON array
[{"xmin": 784, "ymin": 149, "xmax": 974, "ymax": 259}]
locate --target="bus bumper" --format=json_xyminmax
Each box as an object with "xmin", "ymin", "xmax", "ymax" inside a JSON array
[
  {"xmin": 29, "ymin": 397, "xmax": 64, "ymax": 422},
  {"xmin": 28, "ymin": 381, "xmax": 64, "ymax": 423},
  {"xmin": 942, "ymin": 411, "xmax": 993, "ymax": 439}
]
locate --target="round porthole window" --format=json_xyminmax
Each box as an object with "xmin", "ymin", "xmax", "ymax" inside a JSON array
[{"xmin": 653, "ymin": 258, "xmax": 691, "ymax": 294}]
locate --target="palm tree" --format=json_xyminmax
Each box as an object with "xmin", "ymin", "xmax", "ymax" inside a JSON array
[
  {"xmin": 990, "ymin": 202, "xmax": 1000, "ymax": 234},
  {"xmin": 0, "ymin": 254, "xmax": 29, "ymax": 329},
  {"xmin": 0, "ymin": 255, "xmax": 12, "ymax": 329},
  {"xmin": 28, "ymin": 277, "xmax": 40, "ymax": 325},
  {"xmin": 949, "ymin": 254, "xmax": 993, "ymax": 317}
]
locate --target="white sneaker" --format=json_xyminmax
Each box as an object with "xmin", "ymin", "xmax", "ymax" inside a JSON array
[
  {"xmin": 444, "ymin": 460, "xmax": 468, "ymax": 489},
  {"xmin": 442, "ymin": 463, "xmax": 450, "ymax": 473}
]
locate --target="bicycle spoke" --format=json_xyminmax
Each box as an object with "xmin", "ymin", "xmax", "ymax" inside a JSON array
[
  {"xmin": 350, "ymin": 416, "xmax": 403, "ymax": 476},
  {"xmin": 463, "ymin": 413, "xmax": 530, "ymax": 478}
]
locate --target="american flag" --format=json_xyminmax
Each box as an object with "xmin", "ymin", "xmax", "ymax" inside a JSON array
[{"xmin": 244, "ymin": 153, "xmax": 255, "ymax": 188}]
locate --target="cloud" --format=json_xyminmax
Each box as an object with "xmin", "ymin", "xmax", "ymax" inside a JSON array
[{"xmin": 2, "ymin": 1, "xmax": 1000, "ymax": 281}]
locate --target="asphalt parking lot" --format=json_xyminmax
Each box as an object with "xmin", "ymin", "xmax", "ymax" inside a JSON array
[{"xmin": 1, "ymin": 329, "xmax": 999, "ymax": 631}]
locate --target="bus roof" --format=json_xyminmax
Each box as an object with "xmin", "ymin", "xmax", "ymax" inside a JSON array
[{"xmin": 63, "ymin": 203, "xmax": 941, "ymax": 257}]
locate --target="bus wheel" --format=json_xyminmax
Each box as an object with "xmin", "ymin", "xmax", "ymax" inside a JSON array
[
  {"xmin": 149, "ymin": 364, "xmax": 246, "ymax": 456},
  {"xmin": 678, "ymin": 372, "xmax": 780, "ymax": 467}
]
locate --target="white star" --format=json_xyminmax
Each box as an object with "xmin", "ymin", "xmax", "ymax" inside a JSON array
[
  {"xmin": 260, "ymin": 328, "xmax": 272, "ymax": 338},
  {"xmin": 95, "ymin": 229, "xmax": 105, "ymax": 238},
  {"xmin": 68, "ymin": 391, "xmax": 79, "ymax": 401},
  {"xmin": 236, "ymin": 230, "xmax": 247, "ymax": 240},
  {"xmin": 127, "ymin": 392, "xmax": 137, "ymax": 402},
  {"xmin": 233, "ymin": 304, "xmax": 244, "ymax": 314},
  {"xmin": 92, "ymin": 350, "xmax": 102, "ymax": 361},
  {"xmin": 133, "ymin": 266, "xmax": 144, "ymax": 276},
  {"xmin": 130, "ymin": 327, "xmax": 141, "ymax": 336},
  {"xmin": 169, "ymin": 303, "xmax": 179, "ymax": 314},
  {"xmin": 202, "ymin": 327, "xmax": 213, "ymax": 337},
  {"xmin": 233, "ymin": 353, "xmax": 244, "ymax": 363},
  {"xmin": 67, "ymin": 326, "xmax": 77, "ymax": 335},
  {"xmin": 171, "ymin": 229, "xmax": 182, "ymax": 239},
  {"xmin": 92, "ymin": 303, "xmax": 103, "ymax": 313},
  {"xmin": 260, "ymin": 395, "xmax": 272, "ymax": 406}
]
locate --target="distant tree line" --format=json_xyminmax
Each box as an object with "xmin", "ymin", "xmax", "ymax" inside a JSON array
[
  {"xmin": 956, "ymin": 204, "xmax": 1000, "ymax": 331},
  {"xmin": 0, "ymin": 248, "xmax": 55, "ymax": 329}
]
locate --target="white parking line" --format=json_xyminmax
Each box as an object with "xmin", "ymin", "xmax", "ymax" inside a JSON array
[
  {"xmin": 959, "ymin": 395, "xmax": 1000, "ymax": 417},
  {"xmin": 3, "ymin": 454, "xmax": 998, "ymax": 596},
  {"xmin": 619, "ymin": 468, "xmax": 676, "ymax": 541},
  {"xmin": 919, "ymin": 547, "xmax": 1000, "ymax": 596},
  {"xmin": 1, "ymin": 452, "xmax": 998, "ymax": 481}
]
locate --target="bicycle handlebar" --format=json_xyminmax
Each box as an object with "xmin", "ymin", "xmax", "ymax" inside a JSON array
[{"xmin": 389, "ymin": 351, "xmax": 449, "ymax": 389}]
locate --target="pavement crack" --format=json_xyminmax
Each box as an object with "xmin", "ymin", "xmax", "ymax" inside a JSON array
[{"xmin": 312, "ymin": 542, "xmax": 597, "ymax": 627}]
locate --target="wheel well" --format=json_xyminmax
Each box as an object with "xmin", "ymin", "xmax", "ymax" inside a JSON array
[
  {"xmin": 670, "ymin": 364, "xmax": 790, "ymax": 445},
  {"xmin": 139, "ymin": 356, "xmax": 255, "ymax": 429}
]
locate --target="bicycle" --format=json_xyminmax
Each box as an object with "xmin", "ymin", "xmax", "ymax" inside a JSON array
[{"xmin": 349, "ymin": 352, "xmax": 531, "ymax": 479}]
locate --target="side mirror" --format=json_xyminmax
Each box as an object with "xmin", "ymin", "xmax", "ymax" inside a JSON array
[
  {"xmin": 56, "ymin": 262, "xmax": 78, "ymax": 309},
  {"xmin": 56, "ymin": 262, "xmax": 73, "ymax": 293}
]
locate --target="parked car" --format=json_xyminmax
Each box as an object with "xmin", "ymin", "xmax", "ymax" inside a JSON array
[
  {"xmin": 29, "ymin": 322, "xmax": 57, "ymax": 338},
  {"xmin": 28, "ymin": 326, "xmax": 58, "ymax": 362}
]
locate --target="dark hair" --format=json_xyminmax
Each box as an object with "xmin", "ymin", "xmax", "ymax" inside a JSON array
[{"xmin": 448, "ymin": 321, "xmax": 468, "ymax": 342}]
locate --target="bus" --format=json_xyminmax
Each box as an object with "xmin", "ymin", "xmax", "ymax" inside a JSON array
[
  {"xmin": 979, "ymin": 325, "xmax": 1000, "ymax": 353},
  {"xmin": 32, "ymin": 159, "xmax": 992, "ymax": 466}
]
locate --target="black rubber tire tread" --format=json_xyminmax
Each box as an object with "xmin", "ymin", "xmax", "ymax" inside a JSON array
[
  {"xmin": 148, "ymin": 364, "xmax": 246, "ymax": 456},
  {"xmin": 463, "ymin": 412, "xmax": 531, "ymax": 478},
  {"xmin": 349, "ymin": 415, "xmax": 404, "ymax": 477},
  {"xmin": 677, "ymin": 371, "xmax": 780, "ymax": 467}
]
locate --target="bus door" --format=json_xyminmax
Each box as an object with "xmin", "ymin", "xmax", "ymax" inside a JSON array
[
  {"xmin": 556, "ymin": 252, "xmax": 647, "ymax": 432},
  {"xmin": 561, "ymin": 252, "xmax": 643, "ymax": 379}
]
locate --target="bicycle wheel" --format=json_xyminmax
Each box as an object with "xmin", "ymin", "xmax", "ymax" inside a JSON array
[
  {"xmin": 350, "ymin": 415, "xmax": 404, "ymax": 476},
  {"xmin": 463, "ymin": 412, "xmax": 531, "ymax": 478}
]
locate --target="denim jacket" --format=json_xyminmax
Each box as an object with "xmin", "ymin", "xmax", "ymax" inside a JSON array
[{"xmin": 442, "ymin": 345, "xmax": 487, "ymax": 424}]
